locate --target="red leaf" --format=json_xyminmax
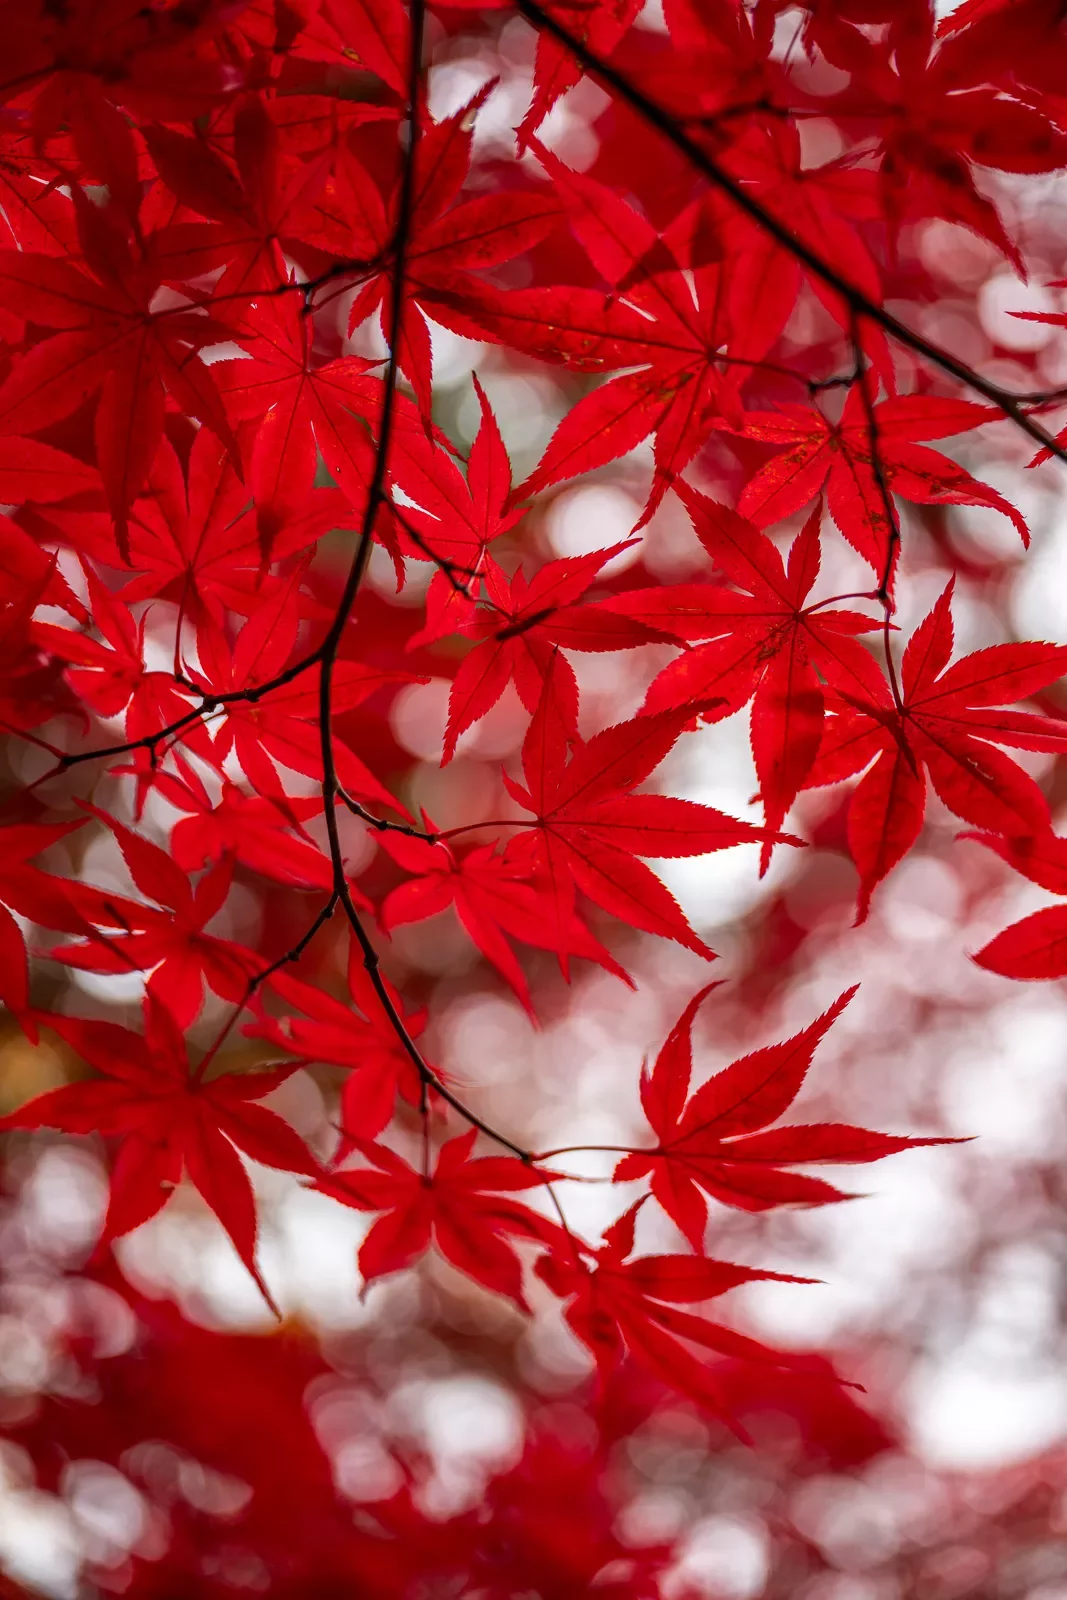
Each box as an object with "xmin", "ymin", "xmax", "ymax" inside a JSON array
[
  {"xmin": 734, "ymin": 389, "xmax": 1028, "ymax": 575},
  {"xmin": 807, "ymin": 585, "xmax": 1067, "ymax": 919},
  {"xmin": 319, "ymin": 1132, "xmax": 567, "ymax": 1310},
  {"xmin": 1, "ymin": 1002, "xmax": 318, "ymax": 1310},
  {"xmin": 617, "ymin": 986, "xmax": 958, "ymax": 1245},
  {"xmin": 501, "ymin": 662, "xmax": 791, "ymax": 960},
  {"xmin": 973, "ymin": 905, "xmax": 1067, "ymax": 980}
]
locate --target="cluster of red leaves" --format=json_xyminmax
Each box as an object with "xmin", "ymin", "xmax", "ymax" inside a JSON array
[{"xmin": 1, "ymin": 0, "xmax": 1067, "ymax": 1466}]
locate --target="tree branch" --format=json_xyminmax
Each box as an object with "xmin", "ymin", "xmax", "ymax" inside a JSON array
[
  {"xmin": 513, "ymin": 0, "xmax": 1067, "ymax": 467},
  {"xmin": 310, "ymin": 0, "xmax": 535, "ymax": 1167}
]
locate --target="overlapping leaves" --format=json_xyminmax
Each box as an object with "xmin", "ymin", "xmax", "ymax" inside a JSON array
[{"xmin": 0, "ymin": 0, "xmax": 1063, "ymax": 1441}]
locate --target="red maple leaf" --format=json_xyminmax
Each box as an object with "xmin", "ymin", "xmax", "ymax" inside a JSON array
[
  {"xmin": 318, "ymin": 1128, "xmax": 566, "ymax": 1309},
  {"xmin": 47, "ymin": 803, "xmax": 262, "ymax": 1029},
  {"xmin": 388, "ymin": 375, "xmax": 523, "ymax": 573},
  {"xmin": 630, "ymin": 489, "xmax": 880, "ymax": 869},
  {"xmin": 149, "ymin": 761, "xmax": 333, "ymax": 892},
  {"xmin": 188, "ymin": 574, "xmax": 414, "ymax": 814},
  {"xmin": 214, "ymin": 292, "xmax": 413, "ymax": 565},
  {"xmin": 0, "ymin": 193, "xmax": 237, "ymax": 555},
  {"xmin": 246, "ymin": 935, "xmax": 430, "ymax": 1141},
  {"xmin": 466, "ymin": 147, "xmax": 745, "ymax": 526},
  {"xmin": 517, "ymin": 0, "xmax": 643, "ymax": 148},
  {"xmin": 0, "ymin": 517, "xmax": 87, "ymax": 731},
  {"xmin": 732, "ymin": 390, "xmax": 1029, "ymax": 578},
  {"xmin": 0, "ymin": 818, "xmax": 106, "ymax": 1037},
  {"xmin": 99, "ymin": 431, "xmax": 337, "ymax": 637},
  {"xmin": 34, "ymin": 561, "xmax": 213, "ymax": 755},
  {"xmin": 0, "ymin": 117, "xmax": 80, "ymax": 256},
  {"xmin": 378, "ymin": 829, "xmax": 633, "ymax": 1013},
  {"xmin": 966, "ymin": 830, "xmax": 1067, "ymax": 980},
  {"xmin": 614, "ymin": 985, "xmax": 957, "ymax": 1247},
  {"xmin": 705, "ymin": 118, "xmax": 889, "ymax": 374},
  {"xmin": 536, "ymin": 1199, "xmax": 811, "ymax": 1429},
  {"xmin": 806, "ymin": 583, "xmax": 1067, "ymax": 920},
  {"xmin": 499, "ymin": 660, "xmax": 792, "ymax": 959},
  {"xmin": 306, "ymin": 90, "xmax": 559, "ymax": 417},
  {"xmin": 809, "ymin": 3, "xmax": 1067, "ymax": 265},
  {"xmin": 148, "ymin": 97, "xmax": 333, "ymax": 298},
  {"xmin": 0, "ymin": 997, "xmax": 319, "ymax": 1311},
  {"xmin": 0, "ymin": 434, "xmax": 100, "ymax": 507},
  {"xmin": 414, "ymin": 543, "xmax": 663, "ymax": 762}
]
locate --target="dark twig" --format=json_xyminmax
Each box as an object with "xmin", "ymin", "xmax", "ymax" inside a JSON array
[
  {"xmin": 337, "ymin": 789, "xmax": 439, "ymax": 841},
  {"xmin": 848, "ymin": 315, "xmax": 907, "ymax": 719},
  {"xmin": 513, "ymin": 0, "xmax": 1067, "ymax": 467},
  {"xmin": 192, "ymin": 893, "xmax": 341, "ymax": 1084},
  {"xmin": 309, "ymin": 0, "xmax": 534, "ymax": 1166}
]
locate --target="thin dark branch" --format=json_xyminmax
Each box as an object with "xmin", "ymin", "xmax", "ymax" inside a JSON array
[
  {"xmin": 513, "ymin": 0, "xmax": 1067, "ymax": 467},
  {"xmin": 436, "ymin": 817, "xmax": 526, "ymax": 842},
  {"xmin": 534, "ymin": 1143, "xmax": 636, "ymax": 1159},
  {"xmin": 388, "ymin": 502, "xmax": 485, "ymax": 598},
  {"xmin": 37, "ymin": 651, "xmax": 323, "ymax": 778},
  {"xmin": 310, "ymin": 0, "xmax": 535, "ymax": 1167},
  {"xmin": 337, "ymin": 789, "xmax": 439, "ymax": 841},
  {"xmin": 494, "ymin": 606, "xmax": 556, "ymax": 642},
  {"xmin": 848, "ymin": 314, "xmax": 906, "ymax": 718},
  {"xmin": 192, "ymin": 893, "xmax": 340, "ymax": 1084}
]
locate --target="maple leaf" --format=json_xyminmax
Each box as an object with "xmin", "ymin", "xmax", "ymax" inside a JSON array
[
  {"xmin": 732, "ymin": 390, "xmax": 1030, "ymax": 578},
  {"xmin": 0, "ymin": 517, "xmax": 87, "ymax": 731},
  {"xmin": 809, "ymin": 3, "xmax": 1067, "ymax": 265},
  {"xmin": 149, "ymin": 762, "xmax": 333, "ymax": 891},
  {"xmin": 0, "ymin": 117, "xmax": 80, "ymax": 256},
  {"xmin": 47, "ymin": 803, "xmax": 262, "ymax": 1029},
  {"xmin": 805, "ymin": 583, "xmax": 1067, "ymax": 921},
  {"xmin": 214, "ymin": 292, "xmax": 394, "ymax": 566},
  {"xmin": 304, "ymin": 91, "xmax": 559, "ymax": 417},
  {"xmin": 0, "ymin": 435, "xmax": 101, "ymax": 507},
  {"xmin": 33, "ymin": 561, "xmax": 213, "ymax": 757},
  {"xmin": 535, "ymin": 1199, "xmax": 812, "ymax": 1429},
  {"xmin": 0, "ymin": 0, "xmax": 232, "ymax": 203},
  {"xmin": 0, "ymin": 516, "xmax": 83, "ymax": 620},
  {"xmin": 414, "ymin": 543, "xmax": 663, "ymax": 763},
  {"xmin": 34, "ymin": 564, "xmax": 157, "ymax": 720},
  {"xmin": 464, "ymin": 148, "xmax": 744, "ymax": 527},
  {"xmin": 109, "ymin": 431, "xmax": 334, "ymax": 634},
  {"xmin": 246, "ymin": 937, "xmax": 429, "ymax": 1141},
  {"xmin": 148, "ymin": 97, "xmax": 333, "ymax": 298},
  {"xmin": 318, "ymin": 1128, "xmax": 566, "ymax": 1310},
  {"xmin": 631, "ymin": 490, "xmax": 880, "ymax": 870},
  {"xmin": 705, "ymin": 119, "xmax": 888, "ymax": 373},
  {"xmin": 499, "ymin": 660, "xmax": 795, "ymax": 960},
  {"xmin": 0, "ymin": 193, "xmax": 238, "ymax": 556},
  {"xmin": 378, "ymin": 830, "xmax": 633, "ymax": 1014},
  {"xmin": 517, "ymin": 0, "xmax": 643, "ymax": 148},
  {"xmin": 188, "ymin": 574, "xmax": 415, "ymax": 815},
  {"xmin": 966, "ymin": 830, "xmax": 1067, "ymax": 980},
  {"xmin": 0, "ymin": 998, "xmax": 319, "ymax": 1311},
  {"xmin": 614, "ymin": 985, "xmax": 958, "ymax": 1246},
  {"xmin": 603, "ymin": 0, "xmax": 774, "ymax": 158},
  {"xmin": 388, "ymin": 375, "xmax": 523, "ymax": 573},
  {"xmin": 321, "ymin": 0, "xmax": 413, "ymax": 96},
  {"xmin": 0, "ymin": 818, "xmax": 105, "ymax": 1038}
]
